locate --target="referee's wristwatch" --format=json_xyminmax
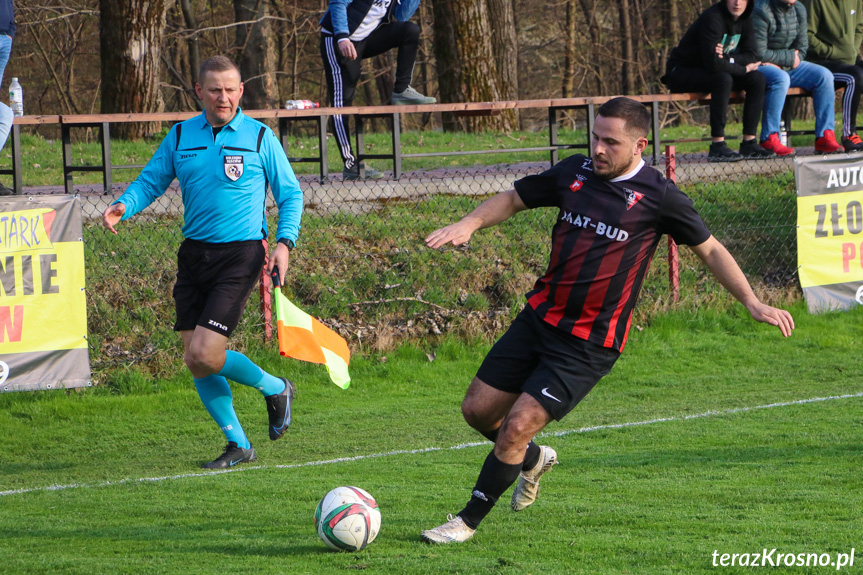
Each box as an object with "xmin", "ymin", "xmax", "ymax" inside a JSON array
[{"xmin": 278, "ymin": 238, "xmax": 295, "ymax": 250}]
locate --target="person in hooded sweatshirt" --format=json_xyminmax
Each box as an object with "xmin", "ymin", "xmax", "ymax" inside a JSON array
[{"xmin": 663, "ymin": 0, "xmax": 774, "ymax": 162}]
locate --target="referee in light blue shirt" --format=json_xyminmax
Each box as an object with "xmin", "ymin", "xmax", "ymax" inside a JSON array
[{"xmin": 103, "ymin": 55, "xmax": 302, "ymax": 469}]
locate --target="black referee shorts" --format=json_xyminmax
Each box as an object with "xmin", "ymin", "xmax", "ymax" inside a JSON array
[
  {"xmin": 476, "ymin": 306, "xmax": 620, "ymax": 421},
  {"xmin": 173, "ymin": 239, "xmax": 265, "ymax": 337}
]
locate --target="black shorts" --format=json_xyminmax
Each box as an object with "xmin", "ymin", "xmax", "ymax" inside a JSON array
[
  {"xmin": 173, "ymin": 239, "xmax": 265, "ymax": 337},
  {"xmin": 476, "ymin": 306, "xmax": 620, "ymax": 421}
]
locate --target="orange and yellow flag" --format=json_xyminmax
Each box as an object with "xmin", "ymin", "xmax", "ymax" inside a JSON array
[{"xmin": 273, "ymin": 289, "xmax": 350, "ymax": 389}]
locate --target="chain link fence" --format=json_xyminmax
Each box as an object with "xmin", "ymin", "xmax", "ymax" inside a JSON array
[{"xmin": 73, "ymin": 150, "xmax": 800, "ymax": 377}]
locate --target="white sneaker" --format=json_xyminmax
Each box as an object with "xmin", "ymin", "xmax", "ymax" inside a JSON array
[
  {"xmin": 511, "ymin": 446, "xmax": 558, "ymax": 511},
  {"xmin": 420, "ymin": 514, "xmax": 475, "ymax": 544}
]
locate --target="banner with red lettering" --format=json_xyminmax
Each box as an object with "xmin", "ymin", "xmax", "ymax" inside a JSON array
[
  {"xmin": 794, "ymin": 155, "xmax": 863, "ymax": 313},
  {"xmin": 0, "ymin": 195, "xmax": 90, "ymax": 392}
]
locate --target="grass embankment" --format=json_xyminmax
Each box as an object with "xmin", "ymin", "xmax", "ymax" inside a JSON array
[{"xmin": 84, "ymin": 169, "xmax": 800, "ymax": 382}]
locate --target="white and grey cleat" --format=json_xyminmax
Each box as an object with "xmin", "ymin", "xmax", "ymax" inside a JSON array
[
  {"xmin": 511, "ymin": 445, "xmax": 558, "ymax": 511},
  {"xmin": 420, "ymin": 514, "xmax": 476, "ymax": 544}
]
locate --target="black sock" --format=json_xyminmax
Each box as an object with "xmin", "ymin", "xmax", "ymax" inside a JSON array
[
  {"xmin": 521, "ymin": 442, "xmax": 541, "ymax": 471},
  {"xmin": 479, "ymin": 428, "xmax": 498, "ymax": 442},
  {"xmin": 458, "ymin": 451, "xmax": 522, "ymax": 529},
  {"xmin": 479, "ymin": 428, "xmax": 542, "ymax": 472}
]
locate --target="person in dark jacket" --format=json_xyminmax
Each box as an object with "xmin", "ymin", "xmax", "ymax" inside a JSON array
[
  {"xmin": 754, "ymin": 0, "xmax": 843, "ymax": 155},
  {"xmin": 320, "ymin": 0, "xmax": 435, "ymax": 180},
  {"xmin": 802, "ymin": 0, "xmax": 863, "ymax": 151},
  {"xmin": 663, "ymin": 0, "xmax": 774, "ymax": 162},
  {"xmin": 0, "ymin": 0, "xmax": 15, "ymax": 194}
]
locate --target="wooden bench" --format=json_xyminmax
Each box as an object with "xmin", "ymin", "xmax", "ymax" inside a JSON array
[
  {"xmin": 674, "ymin": 86, "xmax": 813, "ymax": 139},
  {"xmin": 4, "ymin": 89, "xmax": 820, "ymax": 195},
  {"xmin": 1, "ymin": 115, "xmax": 61, "ymax": 193}
]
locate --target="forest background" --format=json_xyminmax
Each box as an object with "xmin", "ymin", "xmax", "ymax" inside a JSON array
[{"xmin": 15, "ymin": 0, "xmax": 710, "ymax": 139}]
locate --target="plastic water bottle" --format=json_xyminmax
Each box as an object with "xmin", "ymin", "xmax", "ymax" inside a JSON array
[
  {"xmin": 9, "ymin": 78, "xmax": 23, "ymax": 117},
  {"xmin": 285, "ymin": 99, "xmax": 320, "ymax": 110},
  {"xmin": 780, "ymin": 120, "xmax": 787, "ymax": 147}
]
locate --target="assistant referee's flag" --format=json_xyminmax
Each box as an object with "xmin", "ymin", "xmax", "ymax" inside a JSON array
[{"xmin": 273, "ymin": 288, "xmax": 351, "ymax": 389}]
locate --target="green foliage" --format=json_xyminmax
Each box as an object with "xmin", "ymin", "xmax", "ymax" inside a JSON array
[{"xmin": 0, "ymin": 304, "xmax": 860, "ymax": 574}]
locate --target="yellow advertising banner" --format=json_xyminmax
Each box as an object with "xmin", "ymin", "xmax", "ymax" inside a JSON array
[
  {"xmin": 0, "ymin": 195, "xmax": 90, "ymax": 392},
  {"xmin": 796, "ymin": 190, "xmax": 863, "ymax": 288},
  {"xmin": 794, "ymin": 155, "xmax": 863, "ymax": 312}
]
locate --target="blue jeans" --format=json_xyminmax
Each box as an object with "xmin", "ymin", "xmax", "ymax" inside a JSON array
[
  {"xmin": 760, "ymin": 61, "xmax": 836, "ymax": 140},
  {"xmin": 0, "ymin": 34, "xmax": 11, "ymax": 87},
  {"xmin": 0, "ymin": 35, "xmax": 12, "ymax": 152}
]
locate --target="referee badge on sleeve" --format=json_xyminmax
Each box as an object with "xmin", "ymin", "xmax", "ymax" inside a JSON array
[{"xmin": 224, "ymin": 155, "xmax": 244, "ymax": 181}]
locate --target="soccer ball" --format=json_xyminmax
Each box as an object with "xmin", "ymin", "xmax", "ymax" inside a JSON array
[{"xmin": 314, "ymin": 486, "xmax": 381, "ymax": 551}]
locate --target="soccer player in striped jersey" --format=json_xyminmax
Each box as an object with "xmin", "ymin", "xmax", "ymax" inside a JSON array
[{"xmin": 420, "ymin": 96, "xmax": 794, "ymax": 544}]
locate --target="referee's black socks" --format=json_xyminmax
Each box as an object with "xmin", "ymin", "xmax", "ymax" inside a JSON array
[{"xmin": 459, "ymin": 451, "xmax": 522, "ymax": 529}]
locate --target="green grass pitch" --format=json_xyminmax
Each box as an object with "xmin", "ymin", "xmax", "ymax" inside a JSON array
[{"xmin": 0, "ymin": 303, "xmax": 861, "ymax": 574}]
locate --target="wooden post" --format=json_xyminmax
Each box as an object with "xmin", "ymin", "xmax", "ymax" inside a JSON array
[
  {"xmin": 665, "ymin": 145, "xmax": 680, "ymax": 302},
  {"xmin": 261, "ymin": 238, "xmax": 273, "ymax": 341}
]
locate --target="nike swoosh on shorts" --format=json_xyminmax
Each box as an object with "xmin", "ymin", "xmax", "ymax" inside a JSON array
[{"xmin": 541, "ymin": 387, "xmax": 562, "ymax": 403}]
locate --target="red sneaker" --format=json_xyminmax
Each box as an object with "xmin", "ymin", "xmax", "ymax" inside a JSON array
[
  {"xmin": 760, "ymin": 133, "xmax": 795, "ymax": 156},
  {"xmin": 815, "ymin": 129, "xmax": 844, "ymax": 154}
]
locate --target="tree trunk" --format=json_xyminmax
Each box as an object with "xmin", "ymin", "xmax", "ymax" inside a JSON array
[
  {"xmin": 486, "ymin": 0, "xmax": 519, "ymax": 128},
  {"xmin": 562, "ymin": 0, "xmax": 577, "ymax": 98},
  {"xmin": 99, "ymin": 0, "xmax": 168, "ymax": 139},
  {"xmin": 179, "ymin": 0, "xmax": 201, "ymax": 85},
  {"xmin": 234, "ymin": 0, "xmax": 279, "ymax": 110},
  {"xmin": 664, "ymin": 0, "xmax": 681, "ymax": 48},
  {"xmin": 618, "ymin": 0, "xmax": 635, "ymax": 94},
  {"xmin": 432, "ymin": 0, "xmax": 512, "ymax": 132},
  {"xmin": 578, "ymin": 0, "xmax": 606, "ymax": 94}
]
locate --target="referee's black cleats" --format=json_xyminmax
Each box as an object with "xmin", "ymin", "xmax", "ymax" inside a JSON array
[
  {"xmin": 265, "ymin": 378, "xmax": 296, "ymax": 441},
  {"xmin": 203, "ymin": 441, "xmax": 257, "ymax": 469}
]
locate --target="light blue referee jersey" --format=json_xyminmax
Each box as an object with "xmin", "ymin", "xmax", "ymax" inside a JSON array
[{"xmin": 116, "ymin": 109, "xmax": 303, "ymax": 244}]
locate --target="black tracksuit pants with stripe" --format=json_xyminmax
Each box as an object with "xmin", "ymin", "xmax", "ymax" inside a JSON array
[{"xmin": 320, "ymin": 21, "xmax": 420, "ymax": 170}]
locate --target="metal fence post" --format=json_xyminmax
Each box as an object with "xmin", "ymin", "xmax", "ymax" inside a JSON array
[
  {"xmin": 101, "ymin": 122, "xmax": 113, "ymax": 193},
  {"xmin": 548, "ymin": 107, "xmax": 559, "ymax": 166},
  {"xmin": 62, "ymin": 123, "xmax": 75, "ymax": 195},
  {"xmin": 665, "ymin": 145, "xmax": 680, "ymax": 302},
  {"xmin": 10, "ymin": 124, "xmax": 21, "ymax": 194},
  {"xmin": 392, "ymin": 112, "xmax": 402, "ymax": 178},
  {"xmin": 319, "ymin": 115, "xmax": 329, "ymax": 180},
  {"xmin": 261, "ymin": 238, "xmax": 273, "ymax": 342}
]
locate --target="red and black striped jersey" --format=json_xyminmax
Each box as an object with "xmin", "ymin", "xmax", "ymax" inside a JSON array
[{"xmin": 515, "ymin": 154, "xmax": 710, "ymax": 352}]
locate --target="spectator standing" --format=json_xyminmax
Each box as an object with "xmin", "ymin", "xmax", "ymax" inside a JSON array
[
  {"xmin": 754, "ymin": 0, "xmax": 844, "ymax": 155},
  {"xmin": 0, "ymin": 0, "xmax": 15, "ymax": 194},
  {"xmin": 662, "ymin": 0, "xmax": 774, "ymax": 162},
  {"xmin": 802, "ymin": 0, "xmax": 863, "ymax": 151},
  {"xmin": 320, "ymin": 0, "xmax": 436, "ymax": 181}
]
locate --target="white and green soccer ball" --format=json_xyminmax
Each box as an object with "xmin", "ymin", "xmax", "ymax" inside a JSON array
[{"xmin": 314, "ymin": 486, "xmax": 381, "ymax": 551}]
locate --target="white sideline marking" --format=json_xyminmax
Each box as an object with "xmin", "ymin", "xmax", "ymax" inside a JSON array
[{"xmin": 2, "ymin": 392, "xmax": 861, "ymax": 498}]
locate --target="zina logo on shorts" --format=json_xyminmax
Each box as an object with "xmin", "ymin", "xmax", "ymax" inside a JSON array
[
  {"xmin": 208, "ymin": 319, "xmax": 228, "ymax": 332},
  {"xmin": 224, "ymin": 155, "xmax": 244, "ymax": 181}
]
